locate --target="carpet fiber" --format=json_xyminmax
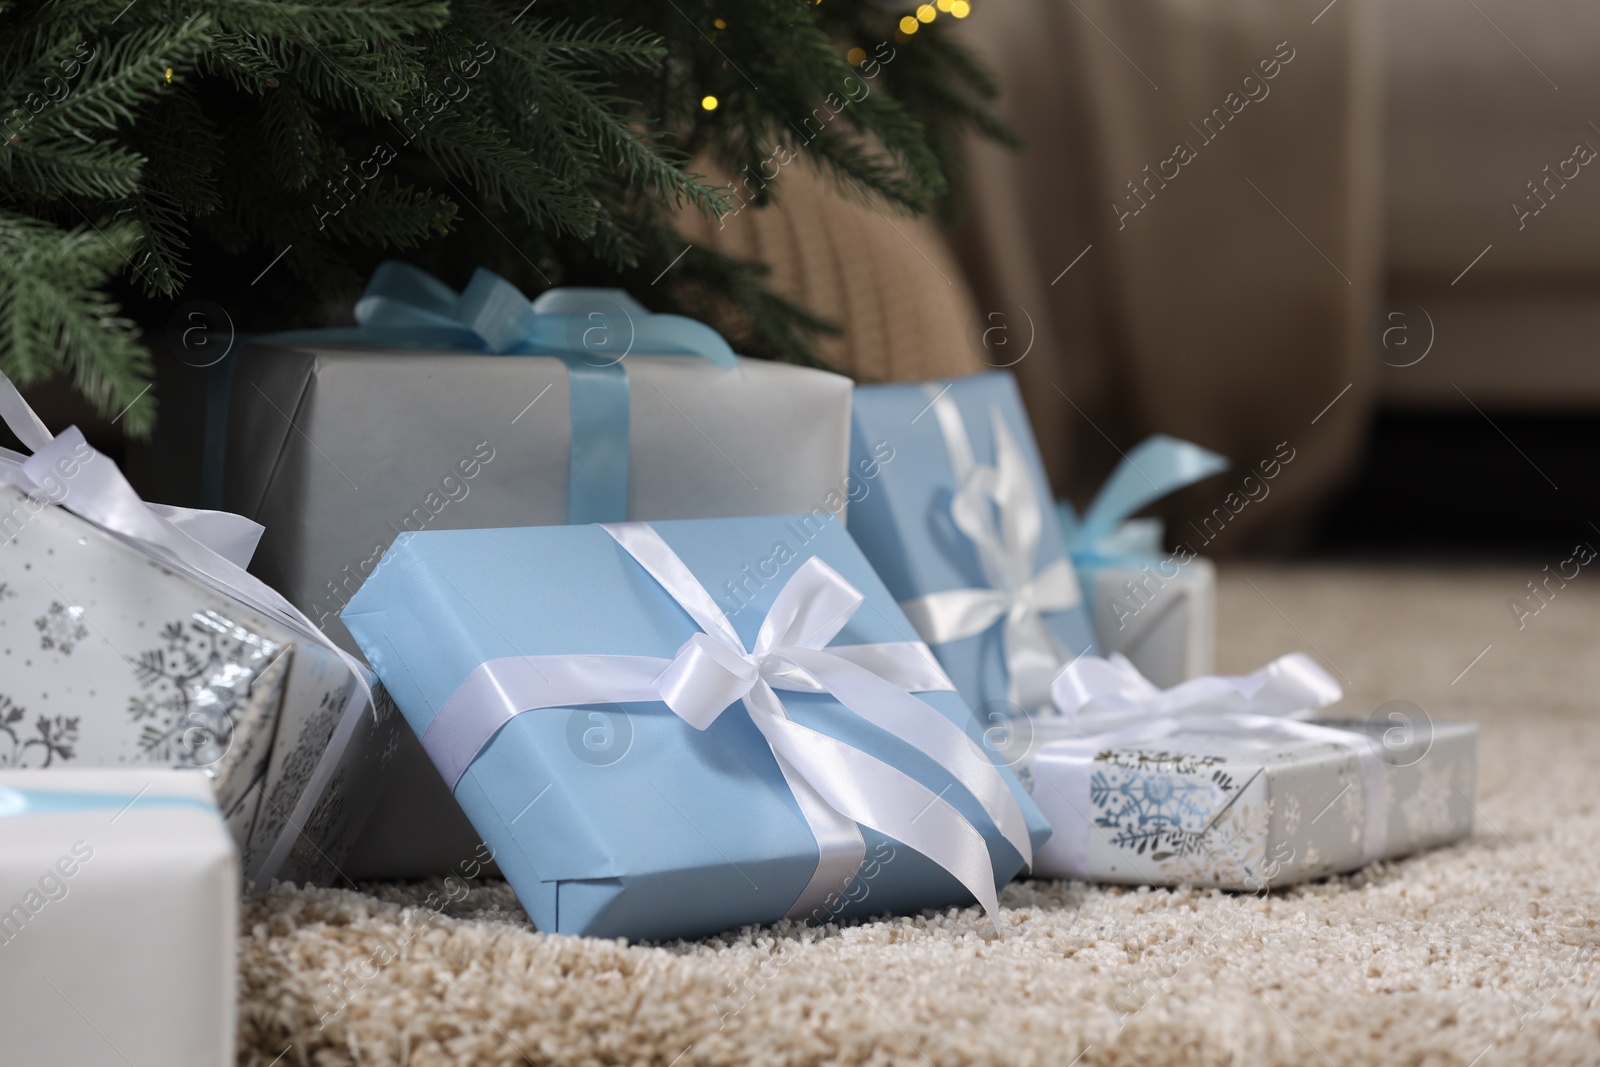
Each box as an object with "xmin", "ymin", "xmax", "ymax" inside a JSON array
[{"xmin": 238, "ymin": 566, "xmax": 1600, "ymax": 1066}]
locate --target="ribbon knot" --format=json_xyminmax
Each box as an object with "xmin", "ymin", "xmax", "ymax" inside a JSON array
[
  {"xmin": 658, "ymin": 633, "xmax": 763, "ymax": 729},
  {"xmin": 899, "ymin": 390, "xmax": 1084, "ymax": 712},
  {"xmin": 656, "ymin": 557, "xmax": 864, "ymax": 729},
  {"xmin": 209, "ymin": 261, "xmax": 739, "ymax": 521}
]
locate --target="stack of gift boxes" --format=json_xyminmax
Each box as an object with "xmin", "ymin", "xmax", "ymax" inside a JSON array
[{"xmin": 0, "ymin": 263, "xmax": 1475, "ymax": 1065}]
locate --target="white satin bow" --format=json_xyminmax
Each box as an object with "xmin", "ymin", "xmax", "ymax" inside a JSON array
[
  {"xmin": 899, "ymin": 390, "xmax": 1083, "ymax": 713},
  {"xmin": 420, "ymin": 521, "xmax": 1035, "ymax": 925},
  {"xmin": 1032, "ymin": 652, "xmax": 1388, "ymax": 878}
]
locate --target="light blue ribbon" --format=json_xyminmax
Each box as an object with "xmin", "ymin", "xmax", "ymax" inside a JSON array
[
  {"xmin": 1057, "ymin": 435, "xmax": 1228, "ymax": 568},
  {"xmin": 203, "ymin": 261, "xmax": 738, "ymax": 523},
  {"xmin": 0, "ymin": 786, "xmax": 219, "ymax": 818}
]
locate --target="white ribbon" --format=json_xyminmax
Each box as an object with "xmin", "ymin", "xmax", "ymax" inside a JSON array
[
  {"xmin": 1033, "ymin": 652, "xmax": 1388, "ymax": 881},
  {"xmin": 419, "ymin": 521, "xmax": 1034, "ymax": 924},
  {"xmin": 899, "ymin": 389, "xmax": 1083, "ymax": 713},
  {"xmin": 0, "ymin": 371, "xmax": 373, "ymax": 719}
]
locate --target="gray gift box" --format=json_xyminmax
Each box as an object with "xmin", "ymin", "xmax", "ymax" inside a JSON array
[
  {"xmin": 1019, "ymin": 715, "xmax": 1477, "ymax": 889},
  {"xmin": 221, "ymin": 343, "xmax": 855, "ymax": 877},
  {"xmin": 1089, "ymin": 558, "xmax": 1216, "ymax": 688},
  {"xmin": 223, "ymin": 345, "xmax": 855, "ymax": 653}
]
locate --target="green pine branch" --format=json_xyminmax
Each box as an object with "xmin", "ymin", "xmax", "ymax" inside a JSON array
[
  {"xmin": 0, "ymin": 209, "xmax": 154, "ymax": 433},
  {"xmin": 0, "ymin": 0, "xmax": 1016, "ymax": 437}
]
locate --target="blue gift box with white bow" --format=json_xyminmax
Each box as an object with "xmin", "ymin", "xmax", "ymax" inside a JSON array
[
  {"xmin": 847, "ymin": 372, "xmax": 1098, "ymax": 716},
  {"xmin": 219, "ymin": 262, "xmax": 854, "ymax": 879},
  {"xmin": 341, "ymin": 515, "xmax": 1050, "ymax": 941}
]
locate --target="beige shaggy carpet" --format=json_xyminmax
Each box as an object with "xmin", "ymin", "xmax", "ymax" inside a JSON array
[{"xmin": 238, "ymin": 566, "xmax": 1600, "ymax": 1066}]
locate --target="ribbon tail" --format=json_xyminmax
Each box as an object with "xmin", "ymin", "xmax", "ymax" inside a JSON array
[
  {"xmin": 0, "ymin": 373, "xmax": 53, "ymax": 453},
  {"xmin": 1078, "ymin": 435, "xmax": 1229, "ymax": 548},
  {"xmin": 769, "ymin": 748, "xmax": 867, "ymax": 923},
  {"xmin": 746, "ymin": 699, "xmax": 1004, "ymax": 923},
  {"xmin": 779, "ymin": 648, "xmax": 1034, "ymax": 870},
  {"xmin": 822, "ymin": 643, "xmax": 956, "ymax": 692},
  {"xmin": 1003, "ymin": 607, "xmax": 1069, "ymax": 715},
  {"xmin": 147, "ymin": 504, "xmax": 264, "ymax": 569},
  {"xmin": 989, "ymin": 411, "xmax": 1045, "ymax": 586}
]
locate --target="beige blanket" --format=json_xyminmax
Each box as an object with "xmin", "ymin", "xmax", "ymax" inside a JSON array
[{"xmin": 951, "ymin": 0, "xmax": 1385, "ymax": 552}]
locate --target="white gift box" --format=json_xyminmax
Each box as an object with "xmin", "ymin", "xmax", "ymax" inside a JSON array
[
  {"xmin": 1087, "ymin": 557, "xmax": 1216, "ymax": 687},
  {"xmin": 0, "ymin": 484, "xmax": 383, "ymax": 885},
  {"xmin": 0, "ymin": 769, "xmax": 236, "ymax": 1067}
]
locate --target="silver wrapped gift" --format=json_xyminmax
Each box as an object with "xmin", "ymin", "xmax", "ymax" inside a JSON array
[
  {"xmin": 0, "ymin": 373, "xmax": 383, "ymax": 887},
  {"xmin": 0, "ymin": 483, "xmax": 388, "ymax": 884},
  {"xmin": 220, "ymin": 277, "xmax": 853, "ymax": 655},
  {"xmin": 1017, "ymin": 654, "xmax": 1477, "ymax": 888},
  {"xmin": 1088, "ymin": 556, "xmax": 1216, "ymax": 688}
]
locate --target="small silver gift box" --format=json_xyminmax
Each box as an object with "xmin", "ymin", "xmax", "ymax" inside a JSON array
[{"xmin": 1019, "ymin": 715, "xmax": 1477, "ymax": 889}]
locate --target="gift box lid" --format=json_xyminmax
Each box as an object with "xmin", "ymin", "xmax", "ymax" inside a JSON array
[{"xmin": 342, "ymin": 515, "xmax": 1051, "ymax": 940}]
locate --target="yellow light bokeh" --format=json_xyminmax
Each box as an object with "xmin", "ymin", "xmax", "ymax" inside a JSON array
[
  {"xmin": 847, "ymin": 47, "xmax": 867, "ymax": 65},
  {"xmin": 951, "ymin": 0, "xmax": 970, "ymax": 15},
  {"xmin": 916, "ymin": 4, "xmax": 937, "ymax": 22},
  {"xmin": 713, "ymin": 17, "xmax": 726, "ymax": 28},
  {"xmin": 700, "ymin": 95, "xmax": 719, "ymax": 111},
  {"xmin": 937, "ymin": 0, "xmax": 954, "ymax": 10},
  {"xmin": 898, "ymin": 15, "xmax": 919, "ymax": 33}
]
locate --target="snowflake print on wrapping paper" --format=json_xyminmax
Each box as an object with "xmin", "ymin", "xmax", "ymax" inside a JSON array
[
  {"xmin": 0, "ymin": 693, "xmax": 79, "ymax": 767},
  {"xmin": 249, "ymin": 686, "xmax": 350, "ymax": 862},
  {"xmin": 1091, "ymin": 751, "xmax": 1235, "ymax": 861},
  {"xmin": 34, "ymin": 601, "xmax": 89, "ymax": 654},
  {"xmin": 1160, "ymin": 799, "xmax": 1273, "ymax": 888},
  {"xmin": 1401, "ymin": 755, "xmax": 1461, "ymax": 844},
  {"xmin": 126, "ymin": 612, "xmax": 279, "ymax": 763}
]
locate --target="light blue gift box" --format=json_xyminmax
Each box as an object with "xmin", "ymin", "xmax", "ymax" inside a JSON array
[
  {"xmin": 341, "ymin": 515, "xmax": 1050, "ymax": 942},
  {"xmin": 848, "ymin": 372, "xmax": 1098, "ymax": 715}
]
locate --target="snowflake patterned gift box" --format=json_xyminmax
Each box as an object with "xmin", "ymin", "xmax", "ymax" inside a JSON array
[
  {"xmin": 0, "ymin": 376, "xmax": 390, "ymax": 887},
  {"xmin": 1015, "ymin": 654, "xmax": 1477, "ymax": 889},
  {"xmin": 341, "ymin": 516, "xmax": 1052, "ymax": 941},
  {"xmin": 0, "ymin": 768, "xmax": 237, "ymax": 1067},
  {"xmin": 0, "ymin": 482, "xmax": 289, "ymax": 848},
  {"xmin": 847, "ymin": 372, "xmax": 1098, "ymax": 717}
]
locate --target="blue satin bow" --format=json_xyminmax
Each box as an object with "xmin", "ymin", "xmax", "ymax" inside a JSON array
[
  {"xmin": 1057, "ymin": 435, "xmax": 1228, "ymax": 568},
  {"xmin": 204, "ymin": 261, "xmax": 739, "ymax": 523}
]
